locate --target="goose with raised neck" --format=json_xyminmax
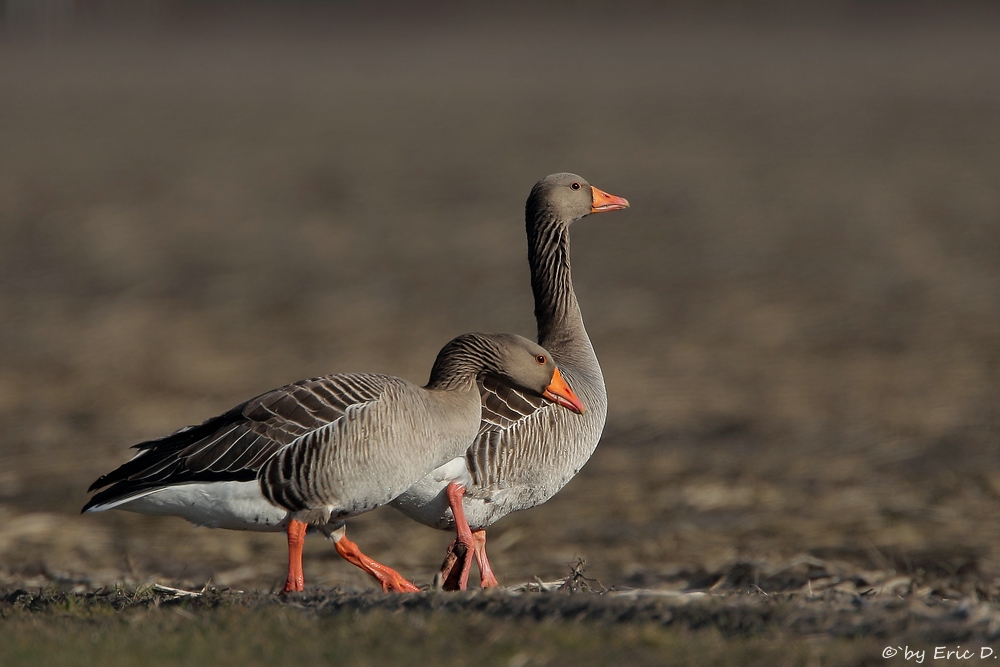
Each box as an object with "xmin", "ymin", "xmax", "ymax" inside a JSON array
[{"xmin": 389, "ymin": 173, "xmax": 629, "ymax": 589}]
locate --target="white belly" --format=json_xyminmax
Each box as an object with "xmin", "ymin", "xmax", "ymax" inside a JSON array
[
  {"xmin": 389, "ymin": 456, "xmax": 484, "ymax": 529},
  {"xmin": 85, "ymin": 481, "xmax": 292, "ymax": 532}
]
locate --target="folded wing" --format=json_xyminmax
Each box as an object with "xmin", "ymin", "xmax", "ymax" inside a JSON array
[{"xmin": 82, "ymin": 374, "xmax": 392, "ymax": 512}]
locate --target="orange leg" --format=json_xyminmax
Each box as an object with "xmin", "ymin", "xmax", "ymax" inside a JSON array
[
  {"xmin": 439, "ymin": 482, "xmax": 477, "ymax": 591},
  {"xmin": 334, "ymin": 535, "xmax": 420, "ymax": 593},
  {"xmin": 280, "ymin": 519, "xmax": 308, "ymax": 594},
  {"xmin": 472, "ymin": 529, "xmax": 499, "ymax": 588}
]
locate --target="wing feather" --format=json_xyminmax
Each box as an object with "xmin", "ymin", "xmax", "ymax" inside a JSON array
[
  {"xmin": 82, "ymin": 374, "xmax": 392, "ymax": 512},
  {"xmin": 465, "ymin": 374, "xmax": 550, "ymax": 488}
]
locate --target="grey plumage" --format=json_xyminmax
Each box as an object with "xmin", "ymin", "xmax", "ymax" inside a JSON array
[
  {"xmin": 391, "ymin": 173, "xmax": 628, "ymax": 543},
  {"xmin": 83, "ymin": 332, "xmax": 578, "ymax": 591}
]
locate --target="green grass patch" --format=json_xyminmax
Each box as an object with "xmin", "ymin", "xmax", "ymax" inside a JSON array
[{"xmin": 0, "ymin": 600, "xmax": 878, "ymax": 667}]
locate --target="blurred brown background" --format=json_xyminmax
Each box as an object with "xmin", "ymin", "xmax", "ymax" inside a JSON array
[{"xmin": 1, "ymin": 2, "xmax": 998, "ymax": 593}]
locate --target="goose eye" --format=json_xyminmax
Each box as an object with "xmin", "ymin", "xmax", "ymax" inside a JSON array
[
  {"xmin": 535, "ymin": 355, "xmax": 546, "ymax": 364},
  {"xmin": 570, "ymin": 182, "xmax": 581, "ymax": 190}
]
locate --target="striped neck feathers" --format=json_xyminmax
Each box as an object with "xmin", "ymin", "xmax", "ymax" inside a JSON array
[
  {"xmin": 426, "ymin": 334, "xmax": 508, "ymax": 392},
  {"xmin": 526, "ymin": 208, "xmax": 585, "ymax": 349}
]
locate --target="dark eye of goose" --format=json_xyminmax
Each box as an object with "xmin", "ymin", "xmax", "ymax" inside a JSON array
[
  {"xmin": 570, "ymin": 183, "xmax": 581, "ymax": 190},
  {"xmin": 535, "ymin": 355, "xmax": 546, "ymax": 364}
]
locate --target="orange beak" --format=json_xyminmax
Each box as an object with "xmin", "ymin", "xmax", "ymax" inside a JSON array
[
  {"xmin": 590, "ymin": 186, "xmax": 630, "ymax": 213},
  {"xmin": 543, "ymin": 367, "xmax": 586, "ymax": 414}
]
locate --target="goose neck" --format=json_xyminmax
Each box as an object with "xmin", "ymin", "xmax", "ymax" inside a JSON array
[
  {"xmin": 425, "ymin": 335, "xmax": 500, "ymax": 392},
  {"xmin": 527, "ymin": 213, "xmax": 586, "ymax": 350}
]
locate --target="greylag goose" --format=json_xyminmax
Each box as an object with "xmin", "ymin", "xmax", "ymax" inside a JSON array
[
  {"xmin": 83, "ymin": 332, "xmax": 584, "ymax": 593},
  {"xmin": 389, "ymin": 173, "xmax": 628, "ymax": 589}
]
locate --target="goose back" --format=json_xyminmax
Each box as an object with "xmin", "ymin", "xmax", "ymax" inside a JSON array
[{"xmin": 84, "ymin": 373, "xmax": 481, "ymax": 529}]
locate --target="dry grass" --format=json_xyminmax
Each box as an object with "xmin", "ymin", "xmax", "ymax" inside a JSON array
[{"xmin": 1, "ymin": 3, "xmax": 999, "ymax": 661}]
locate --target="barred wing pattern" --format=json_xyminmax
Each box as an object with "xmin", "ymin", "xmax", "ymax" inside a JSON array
[
  {"xmin": 83, "ymin": 374, "xmax": 393, "ymax": 512},
  {"xmin": 464, "ymin": 373, "xmax": 550, "ymax": 490}
]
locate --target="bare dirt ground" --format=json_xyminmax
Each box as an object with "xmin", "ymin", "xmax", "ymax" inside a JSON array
[{"xmin": 1, "ymin": 3, "xmax": 999, "ymax": 663}]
